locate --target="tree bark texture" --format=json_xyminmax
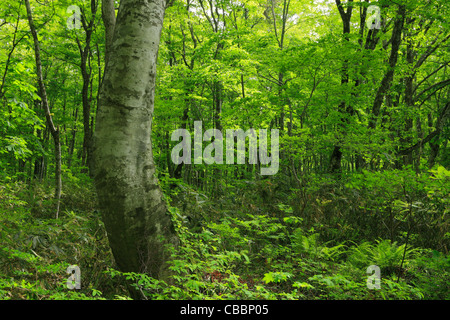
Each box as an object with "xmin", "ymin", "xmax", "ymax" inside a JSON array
[
  {"xmin": 93, "ymin": 0, "xmax": 178, "ymax": 278},
  {"xmin": 102, "ymin": 0, "xmax": 116, "ymax": 65}
]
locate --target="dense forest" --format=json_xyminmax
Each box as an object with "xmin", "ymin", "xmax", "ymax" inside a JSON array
[{"xmin": 0, "ymin": 0, "xmax": 449, "ymax": 302}]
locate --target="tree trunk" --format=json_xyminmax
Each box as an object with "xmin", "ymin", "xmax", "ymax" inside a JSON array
[
  {"xmin": 369, "ymin": 4, "xmax": 406, "ymax": 130},
  {"xmin": 76, "ymin": 0, "xmax": 98, "ymax": 177},
  {"xmin": 102, "ymin": 0, "xmax": 116, "ymax": 65},
  {"xmin": 173, "ymin": 104, "xmax": 189, "ymax": 179},
  {"xmin": 401, "ymin": 21, "xmax": 416, "ymax": 166},
  {"xmin": 67, "ymin": 108, "xmax": 78, "ymax": 168},
  {"xmin": 398, "ymin": 102, "xmax": 449, "ymax": 162},
  {"xmin": 93, "ymin": 0, "xmax": 178, "ymax": 280},
  {"xmin": 25, "ymin": 0, "xmax": 62, "ymax": 219},
  {"xmin": 329, "ymin": 0, "xmax": 353, "ymax": 173}
]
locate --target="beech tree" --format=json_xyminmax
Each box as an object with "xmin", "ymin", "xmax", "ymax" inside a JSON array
[
  {"xmin": 1, "ymin": 0, "xmax": 450, "ymax": 302},
  {"xmin": 93, "ymin": 0, "xmax": 178, "ymax": 280}
]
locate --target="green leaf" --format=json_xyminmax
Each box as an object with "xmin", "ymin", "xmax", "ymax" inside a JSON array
[{"xmin": 262, "ymin": 273, "xmax": 274, "ymax": 284}]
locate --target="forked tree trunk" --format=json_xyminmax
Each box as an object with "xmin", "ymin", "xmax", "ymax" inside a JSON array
[{"xmin": 93, "ymin": 0, "xmax": 178, "ymax": 279}]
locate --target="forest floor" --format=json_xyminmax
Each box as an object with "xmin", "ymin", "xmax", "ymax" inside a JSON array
[{"xmin": 0, "ymin": 169, "xmax": 449, "ymax": 300}]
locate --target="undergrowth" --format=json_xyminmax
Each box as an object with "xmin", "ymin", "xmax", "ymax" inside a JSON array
[{"xmin": 0, "ymin": 167, "xmax": 449, "ymax": 300}]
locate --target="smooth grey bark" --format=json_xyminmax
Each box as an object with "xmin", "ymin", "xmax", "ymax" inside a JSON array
[
  {"xmin": 93, "ymin": 0, "xmax": 178, "ymax": 279},
  {"xmin": 101, "ymin": 0, "xmax": 116, "ymax": 64}
]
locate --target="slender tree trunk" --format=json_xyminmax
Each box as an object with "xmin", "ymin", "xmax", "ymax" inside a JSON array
[
  {"xmin": 428, "ymin": 109, "xmax": 440, "ymax": 168},
  {"xmin": 398, "ymin": 102, "xmax": 449, "ymax": 162},
  {"xmin": 329, "ymin": 0, "xmax": 353, "ymax": 173},
  {"xmin": 401, "ymin": 21, "xmax": 416, "ymax": 166},
  {"xmin": 67, "ymin": 108, "xmax": 79, "ymax": 168},
  {"xmin": 25, "ymin": 0, "xmax": 62, "ymax": 219},
  {"xmin": 0, "ymin": 4, "xmax": 24, "ymax": 100},
  {"xmin": 76, "ymin": 0, "xmax": 98, "ymax": 177},
  {"xmin": 428, "ymin": 102, "xmax": 449, "ymax": 167},
  {"xmin": 369, "ymin": 5, "xmax": 406, "ymax": 130},
  {"xmin": 93, "ymin": 0, "xmax": 178, "ymax": 281},
  {"xmin": 173, "ymin": 104, "xmax": 189, "ymax": 179}
]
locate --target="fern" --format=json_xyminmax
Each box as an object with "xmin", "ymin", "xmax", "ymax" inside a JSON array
[{"xmin": 348, "ymin": 240, "xmax": 418, "ymax": 273}]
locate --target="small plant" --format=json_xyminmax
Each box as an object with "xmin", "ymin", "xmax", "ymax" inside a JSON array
[{"xmin": 347, "ymin": 239, "xmax": 418, "ymax": 275}]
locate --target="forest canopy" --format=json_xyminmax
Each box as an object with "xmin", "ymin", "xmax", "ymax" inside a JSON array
[{"xmin": 0, "ymin": 0, "xmax": 449, "ymax": 301}]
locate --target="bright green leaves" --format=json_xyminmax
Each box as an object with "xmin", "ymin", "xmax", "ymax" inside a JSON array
[
  {"xmin": 3, "ymin": 136, "xmax": 32, "ymax": 159},
  {"xmin": 0, "ymin": 97, "xmax": 44, "ymax": 161},
  {"xmin": 426, "ymin": 165, "xmax": 450, "ymax": 216},
  {"xmin": 430, "ymin": 165, "xmax": 450, "ymax": 179},
  {"xmin": 263, "ymin": 271, "xmax": 293, "ymax": 284}
]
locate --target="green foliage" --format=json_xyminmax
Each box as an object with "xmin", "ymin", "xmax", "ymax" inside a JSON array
[
  {"xmin": 0, "ymin": 178, "xmax": 117, "ymax": 300},
  {"xmin": 347, "ymin": 239, "xmax": 418, "ymax": 274},
  {"xmin": 1, "ymin": 174, "xmax": 449, "ymax": 300},
  {"xmin": 410, "ymin": 250, "xmax": 450, "ymax": 300},
  {"xmin": 426, "ymin": 166, "xmax": 450, "ymax": 217},
  {"xmin": 263, "ymin": 272, "xmax": 293, "ymax": 284},
  {"xmin": 1, "ymin": 0, "xmax": 449, "ymax": 301}
]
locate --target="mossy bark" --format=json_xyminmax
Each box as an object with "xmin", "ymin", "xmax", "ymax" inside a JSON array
[{"xmin": 93, "ymin": 0, "xmax": 178, "ymax": 282}]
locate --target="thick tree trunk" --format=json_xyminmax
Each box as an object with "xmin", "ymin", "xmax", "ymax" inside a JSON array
[
  {"xmin": 93, "ymin": 0, "xmax": 178, "ymax": 280},
  {"xmin": 101, "ymin": 0, "xmax": 116, "ymax": 65}
]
